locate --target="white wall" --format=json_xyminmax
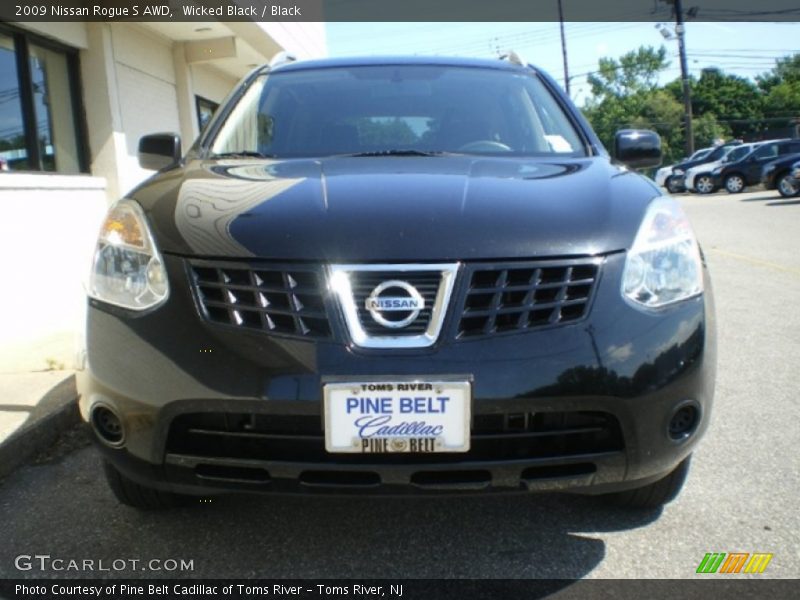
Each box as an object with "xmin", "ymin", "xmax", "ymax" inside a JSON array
[
  {"xmin": 110, "ymin": 25, "xmax": 181, "ymax": 196},
  {"xmin": 0, "ymin": 21, "xmax": 326, "ymax": 372},
  {"xmin": 0, "ymin": 175, "xmax": 107, "ymax": 372},
  {"xmin": 259, "ymin": 22, "xmax": 327, "ymax": 59},
  {"xmin": 18, "ymin": 21, "xmax": 88, "ymax": 49},
  {"xmin": 191, "ymin": 64, "xmax": 238, "ymax": 104}
]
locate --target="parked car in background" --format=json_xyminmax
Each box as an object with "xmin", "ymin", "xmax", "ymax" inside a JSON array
[
  {"xmin": 685, "ymin": 143, "xmax": 762, "ymax": 194},
  {"xmin": 654, "ymin": 147, "xmax": 711, "ymax": 189},
  {"xmin": 712, "ymin": 139, "xmax": 800, "ymax": 193},
  {"xmin": 665, "ymin": 141, "xmax": 741, "ymax": 193},
  {"xmin": 761, "ymin": 151, "xmax": 800, "ymax": 197},
  {"xmin": 791, "ymin": 159, "xmax": 800, "ymax": 188}
]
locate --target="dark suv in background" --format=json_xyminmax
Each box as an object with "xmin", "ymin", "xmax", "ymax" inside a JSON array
[
  {"xmin": 713, "ymin": 139, "xmax": 800, "ymax": 193},
  {"xmin": 762, "ymin": 150, "xmax": 800, "ymax": 198},
  {"xmin": 664, "ymin": 140, "xmax": 741, "ymax": 193},
  {"xmin": 78, "ymin": 56, "xmax": 715, "ymax": 511}
]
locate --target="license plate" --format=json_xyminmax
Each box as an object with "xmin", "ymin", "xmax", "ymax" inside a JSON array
[{"xmin": 323, "ymin": 380, "xmax": 471, "ymax": 453}]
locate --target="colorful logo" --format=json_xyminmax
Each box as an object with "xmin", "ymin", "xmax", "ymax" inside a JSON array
[{"xmin": 696, "ymin": 553, "xmax": 773, "ymax": 574}]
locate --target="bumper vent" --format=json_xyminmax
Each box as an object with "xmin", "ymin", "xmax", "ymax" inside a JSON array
[
  {"xmin": 457, "ymin": 260, "xmax": 601, "ymax": 339},
  {"xmin": 165, "ymin": 410, "xmax": 623, "ymax": 465},
  {"xmin": 188, "ymin": 260, "xmax": 330, "ymax": 339}
]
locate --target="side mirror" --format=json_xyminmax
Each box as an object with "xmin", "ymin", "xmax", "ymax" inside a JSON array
[
  {"xmin": 613, "ymin": 129, "xmax": 662, "ymax": 170},
  {"xmin": 138, "ymin": 133, "xmax": 182, "ymax": 170}
]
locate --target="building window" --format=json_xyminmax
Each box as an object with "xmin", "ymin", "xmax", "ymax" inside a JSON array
[
  {"xmin": 196, "ymin": 96, "xmax": 219, "ymax": 133},
  {"xmin": 0, "ymin": 25, "xmax": 86, "ymax": 174}
]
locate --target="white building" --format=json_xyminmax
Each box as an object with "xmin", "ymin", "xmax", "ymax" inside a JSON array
[{"xmin": 0, "ymin": 21, "xmax": 326, "ymax": 371}]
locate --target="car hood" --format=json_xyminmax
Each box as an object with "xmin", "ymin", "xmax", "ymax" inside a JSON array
[{"xmin": 135, "ymin": 156, "xmax": 658, "ymax": 262}]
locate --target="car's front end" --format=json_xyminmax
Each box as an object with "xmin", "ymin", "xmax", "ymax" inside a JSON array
[
  {"xmin": 762, "ymin": 159, "xmax": 781, "ymax": 190},
  {"xmin": 711, "ymin": 162, "xmax": 737, "ymax": 191},
  {"xmin": 77, "ymin": 57, "xmax": 715, "ymax": 507},
  {"xmin": 654, "ymin": 165, "xmax": 673, "ymax": 188},
  {"xmin": 762, "ymin": 156, "xmax": 800, "ymax": 197},
  {"xmin": 685, "ymin": 162, "xmax": 721, "ymax": 194},
  {"xmin": 791, "ymin": 160, "xmax": 800, "ymax": 186}
]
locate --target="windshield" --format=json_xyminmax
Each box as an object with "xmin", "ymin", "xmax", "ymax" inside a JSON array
[
  {"xmin": 690, "ymin": 148, "xmax": 712, "ymax": 161},
  {"xmin": 208, "ymin": 65, "xmax": 587, "ymax": 159},
  {"xmin": 724, "ymin": 145, "xmax": 754, "ymax": 163},
  {"xmin": 751, "ymin": 143, "xmax": 779, "ymax": 160}
]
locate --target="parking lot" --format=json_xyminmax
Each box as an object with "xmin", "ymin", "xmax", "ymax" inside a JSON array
[{"xmin": 0, "ymin": 188, "xmax": 798, "ymax": 580}]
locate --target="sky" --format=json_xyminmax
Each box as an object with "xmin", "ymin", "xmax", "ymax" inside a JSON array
[{"xmin": 326, "ymin": 22, "xmax": 800, "ymax": 105}]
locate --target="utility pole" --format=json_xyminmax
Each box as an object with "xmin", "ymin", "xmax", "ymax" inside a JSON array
[
  {"xmin": 557, "ymin": 0, "xmax": 570, "ymax": 96},
  {"xmin": 674, "ymin": 0, "xmax": 694, "ymax": 155}
]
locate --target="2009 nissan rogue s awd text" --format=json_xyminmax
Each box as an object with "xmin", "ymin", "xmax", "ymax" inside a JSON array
[{"xmin": 78, "ymin": 56, "xmax": 716, "ymax": 510}]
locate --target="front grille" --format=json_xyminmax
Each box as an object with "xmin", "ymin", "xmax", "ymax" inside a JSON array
[
  {"xmin": 350, "ymin": 270, "xmax": 442, "ymax": 336},
  {"xmin": 188, "ymin": 260, "xmax": 331, "ymax": 339},
  {"xmin": 165, "ymin": 410, "xmax": 623, "ymax": 466},
  {"xmin": 457, "ymin": 260, "xmax": 600, "ymax": 339}
]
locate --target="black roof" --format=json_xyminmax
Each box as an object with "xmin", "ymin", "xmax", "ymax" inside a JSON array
[{"xmin": 269, "ymin": 55, "xmax": 535, "ymax": 74}]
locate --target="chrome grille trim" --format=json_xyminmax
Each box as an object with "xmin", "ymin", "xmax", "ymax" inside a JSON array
[{"xmin": 329, "ymin": 263, "xmax": 459, "ymax": 349}]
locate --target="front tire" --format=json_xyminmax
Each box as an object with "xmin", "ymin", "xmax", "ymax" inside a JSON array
[
  {"xmin": 604, "ymin": 456, "xmax": 692, "ymax": 509},
  {"xmin": 724, "ymin": 174, "xmax": 746, "ymax": 194},
  {"xmin": 666, "ymin": 176, "xmax": 683, "ymax": 194},
  {"xmin": 695, "ymin": 175, "xmax": 715, "ymax": 195},
  {"xmin": 777, "ymin": 173, "xmax": 799, "ymax": 198},
  {"xmin": 103, "ymin": 461, "xmax": 192, "ymax": 510}
]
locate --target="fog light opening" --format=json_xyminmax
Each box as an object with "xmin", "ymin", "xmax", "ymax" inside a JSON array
[
  {"xmin": 91, "ymin": 405, "xmax": 125, "ymax": 446},
  {"xmin": 668, "ymin": 403, "xmax": 699, "ymax": 440}
]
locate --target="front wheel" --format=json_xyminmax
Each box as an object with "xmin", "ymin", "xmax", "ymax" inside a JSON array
[
  {"xmin": 666, "ymin": 176, "xmax": 683, "ymax": 194},
  {"xmin": 103, "ymin": 461, "xmax": 193, "ymax": 510},
  {"xmin": 695, "ymin": 175, "xmax": 715, "ymax": 195},
  {"xmin": 603, "ymin": 456, "xmax": 692, "ymax": 509},
  {"xmin": 777, "ymin": 173, "xmax": 799, "ymax": 198},
  {"xmin": 724, "ymin": 174, "xmax": 746, "ymax": 194}
]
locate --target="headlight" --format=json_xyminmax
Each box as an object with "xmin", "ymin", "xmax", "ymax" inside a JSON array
[
  {"xmin": 88, "ymin": 199, "xmax": 169, "ymax": 310},
  {"xmin": 622, "ymin": 197, "xmax": 703, "ymax": 308},
  {"xmin": 672, "ymin": 169, "xmax": 685, "ymax": 176}
]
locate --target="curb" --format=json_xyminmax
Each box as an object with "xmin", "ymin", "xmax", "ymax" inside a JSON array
[{"xmin": 0, "ymin": 374, "xmax": 80, "ymax": 479}]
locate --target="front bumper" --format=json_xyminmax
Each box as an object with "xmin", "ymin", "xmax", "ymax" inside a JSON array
[{"xmin": 78, "ymin": 252, "xmax": 716, "ymax": 496}]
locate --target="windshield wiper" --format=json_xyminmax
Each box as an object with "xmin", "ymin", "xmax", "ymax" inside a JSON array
[
  {"xmin": 344, "ymin": 149, "xmax": 450, "ymax": 157},
  {"xmin": 210, "ymin": 151, "xmax": 277, "ymax": 159}
]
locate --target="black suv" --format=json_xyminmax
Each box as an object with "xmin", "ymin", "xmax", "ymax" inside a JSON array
[
  {"xmin": 78, "ymin": 57, "xmax": 715, "ymax": 510},
  {"xmin": 761, "ymin": 152, "xmax": 800, "ymax": 197},
  {"xmin": 713, "ymin": 139, "xmax": 800, "ymax": 193}
]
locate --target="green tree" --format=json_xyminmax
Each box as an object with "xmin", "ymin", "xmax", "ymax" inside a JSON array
[
  {"xmin": 762, "ymin": 81, "xmax": 800, "ymax": 118},
  {"xmin": 677, "ymin": 68, "xmax": 763, "ymax": 139},
  {"xmin": 693, "ymin": 113, "xmax": 729, "ymax": 149},
  {"xmin": 583, "ymin": 46, "xmax": 687, "ymax": 162},
  {"xmin": 587, "ymin": 46, "xmax": 669, "ymax": 98},
  {"xmin": 757, "ymin": 53, "xmax": 800, "ymax": 123},
  {"xmin": 757, "ymin": 53, "xmax": 800, "ymax": 92}
]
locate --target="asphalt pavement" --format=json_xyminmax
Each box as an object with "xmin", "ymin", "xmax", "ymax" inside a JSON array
[{"xmin": 0, "ymin": 188, "xmax": 798, "ymax": 580}]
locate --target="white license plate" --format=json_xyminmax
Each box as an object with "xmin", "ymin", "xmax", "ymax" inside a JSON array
[{"xmin": 323, "ymin": 380, "xmax": 471, "ymax": 453}]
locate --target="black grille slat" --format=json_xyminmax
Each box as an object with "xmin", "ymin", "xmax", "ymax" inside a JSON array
[
  {"xmin": 189, "ymin": 261, "xmax": 331, "ymax": 340},
  {"xmin": 457, "ymin": 261, "xmax": 600, "ymax": 339},
  {"xmin": 166, "ymin": 411, "xmax": 624, "ymax": 466}
]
